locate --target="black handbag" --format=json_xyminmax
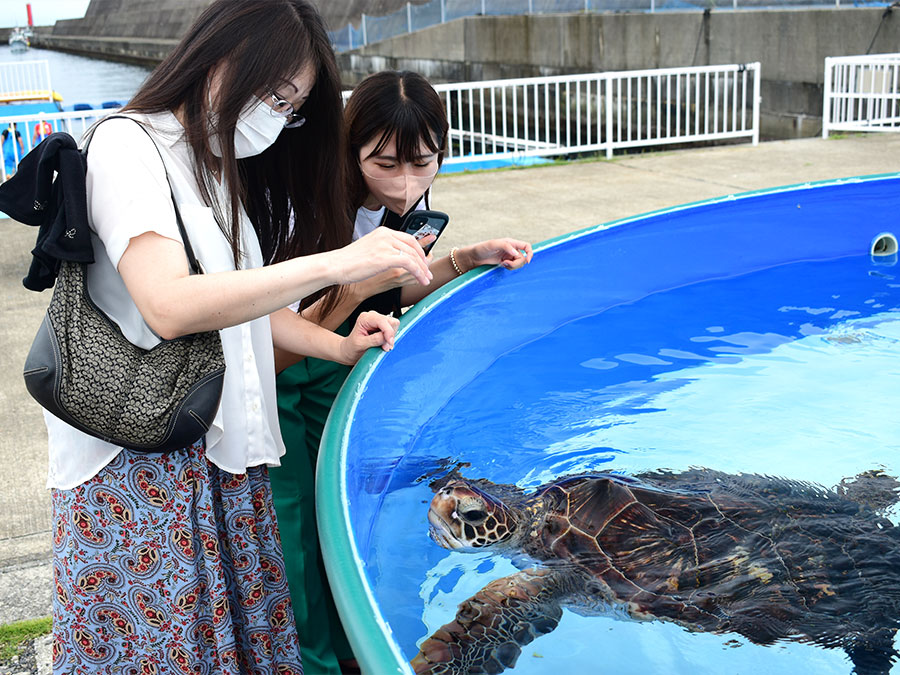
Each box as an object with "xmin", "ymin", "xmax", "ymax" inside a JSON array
[{"xmin": 22, "ymin": 118, "xmax": 225, "ymax": 453}]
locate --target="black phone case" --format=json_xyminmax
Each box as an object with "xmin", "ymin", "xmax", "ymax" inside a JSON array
[{"xmin": 402, "ymin": 210, "xmax": 450, "ymax": 254}]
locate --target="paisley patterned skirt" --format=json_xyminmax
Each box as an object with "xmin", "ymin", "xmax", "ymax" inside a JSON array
[{"xmin": 50, "ymin": 440, "xmax": 304, "ymax": 674}]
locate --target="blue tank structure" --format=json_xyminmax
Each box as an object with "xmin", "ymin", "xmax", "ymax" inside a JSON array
[{"xmin": 315, "ymin": 172, "xmax": 900, "ymax": 674}]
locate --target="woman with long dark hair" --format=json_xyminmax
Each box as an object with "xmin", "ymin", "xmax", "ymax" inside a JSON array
[
  {"xmin": 270, "ymin": 70, "xmax": 534, "ymax": 674},
  {"xmin": 47, "ymin": 3, "xmax": 431, "ymax": 672}
]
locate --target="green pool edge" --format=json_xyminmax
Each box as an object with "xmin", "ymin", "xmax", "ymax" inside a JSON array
[{"xmin": 314, "ymin": 170, "xmax": 900, "ymax": 674}]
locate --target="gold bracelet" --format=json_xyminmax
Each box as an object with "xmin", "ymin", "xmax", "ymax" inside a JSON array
[{"xmin": 449, "ymin": 247, "xmax": 464, "ymax": 276}]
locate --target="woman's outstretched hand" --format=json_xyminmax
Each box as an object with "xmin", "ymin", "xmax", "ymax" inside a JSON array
[
  {"xmin": 352, "ymin": 251, "xmax": 434, "ymax": 297},
  {"xmin": 352, "ymin": 235, "xmax": 436, "ymax": 297},
  {"xmin": 330, "ymin": 228, "xmax": 432, "ymax": 287},
  {"xmin": 339, "ymin": 310, "xmax": 401, "ymax": 364},
  {"xmin": 458, "ymin": 238, "xmax": 534, "ymax": 272}
]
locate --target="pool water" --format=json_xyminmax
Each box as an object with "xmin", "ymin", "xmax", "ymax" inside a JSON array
[{"xmin": 364, "ymin": 253, "xmax": 900, "ymax": 674}]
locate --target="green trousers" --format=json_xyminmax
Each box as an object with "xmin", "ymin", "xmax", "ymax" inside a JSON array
[{"xmin": 270, "ymin": 351, "xmax": 353, "ymax": 675}]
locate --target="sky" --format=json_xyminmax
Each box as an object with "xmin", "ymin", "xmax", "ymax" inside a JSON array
[{"xmin": 1, "ymin": 0, "xmax": 90, "ymax": 28}]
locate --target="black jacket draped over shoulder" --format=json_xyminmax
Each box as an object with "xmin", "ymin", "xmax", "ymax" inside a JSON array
[{"xmin": 0, "ymin": 132, "xmax": 94, "ymax": 292}]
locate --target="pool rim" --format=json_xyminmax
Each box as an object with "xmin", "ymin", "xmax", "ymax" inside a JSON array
[{"xmin": 315, "ymin": 170, "xmax": 900, "ymax": 675}]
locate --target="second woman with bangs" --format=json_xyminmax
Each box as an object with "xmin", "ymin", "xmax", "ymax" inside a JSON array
[{"xmin": 270, "ymin": 70, "xmax": 534, "ymax": 674}]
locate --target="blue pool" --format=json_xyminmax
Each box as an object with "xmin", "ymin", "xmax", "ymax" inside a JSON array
[{"xmin": 318, "ymin": 174, "xmax": 900, "ymax": 675}]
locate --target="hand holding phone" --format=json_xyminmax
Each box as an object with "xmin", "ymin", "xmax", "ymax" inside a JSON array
[{"xmin": 401, "ymin": 210, "xmax": 450, "ymax": 254}]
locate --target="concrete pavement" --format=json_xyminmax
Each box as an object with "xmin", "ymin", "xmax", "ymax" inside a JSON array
[
  {"xmin": 430, "ymin": 134, "xmax": 900, "ymax": 257},
  {"xmin": 1, "ymin": 132, "xmax": 898, "ymax": 630}
]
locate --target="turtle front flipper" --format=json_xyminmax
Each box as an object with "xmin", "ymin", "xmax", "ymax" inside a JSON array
[{"xmin": 412, "ymin": 567, "xmax": 567, "ymax": 675}]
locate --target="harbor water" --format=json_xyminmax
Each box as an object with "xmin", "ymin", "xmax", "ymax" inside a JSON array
[{"xmin": 0, "ymin": 44, "xmax": 150, "ymax": 109}]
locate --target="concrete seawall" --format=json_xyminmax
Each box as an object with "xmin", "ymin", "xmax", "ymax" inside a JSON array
[
  {"xmin": 339, "ymin": 8, "xmax": 900, "ymax": 139},
  {"xmin": 31, "ymin": 30, "xmax": 178, "ymax": 68},
  {"xmin": 28, "ymin": 0, "xmax": 200, "ymax": 67},
  {"xmin": 27, "ymin": 0, "xmax": 429, "ymax": 66}
]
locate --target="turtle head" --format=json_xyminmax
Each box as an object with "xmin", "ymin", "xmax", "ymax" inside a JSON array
[{"xmin": 427, "ymin": 480, "xmax": 520, "ymax": 551}]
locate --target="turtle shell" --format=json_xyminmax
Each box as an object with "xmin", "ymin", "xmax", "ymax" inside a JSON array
[{"xmin": 524, "ymin": 469, "xmax": 900, "ymax": 647}]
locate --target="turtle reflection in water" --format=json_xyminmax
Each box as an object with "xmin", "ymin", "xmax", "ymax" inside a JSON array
[{"xmin": 412, "ymin": 469, "xmax": 900, "ymax": 675}]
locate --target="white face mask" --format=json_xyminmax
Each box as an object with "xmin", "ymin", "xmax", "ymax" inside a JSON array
[
  {"xmin": 360, "ymin": 169, "xmax": 435, "ymax": 216},
  {"xmin": 209, "ymin": 96, "xmax": 284, "ymax": 159}
]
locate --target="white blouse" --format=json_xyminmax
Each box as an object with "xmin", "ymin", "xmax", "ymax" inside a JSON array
[
  {"xmin": 45, "ymin": 112, "xmax": 286, "ymax": 489},
  {"xmin": 353, "ymin": 204, "xmax": 386, "ymax": 240}
]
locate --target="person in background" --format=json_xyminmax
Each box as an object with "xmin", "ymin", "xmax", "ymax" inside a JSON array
[
  {"xmin": 47, "ymin": 3, "xmax": 431, "ymax": 673},
  {"xmin": 2, "ymin": 122, "xmax": 25, "ymax": 178},
  {"xmin": 32, "ymin": 119, "xmax": 53, "ymax": 146},
  {"xmin": 269, "ymin": 69, "xmax": 534, "ymax": 675}
]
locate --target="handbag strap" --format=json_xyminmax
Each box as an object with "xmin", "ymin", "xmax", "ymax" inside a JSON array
[{"xmin": 82, "ymin": 114, "xmax": 202, "ymax": 275}]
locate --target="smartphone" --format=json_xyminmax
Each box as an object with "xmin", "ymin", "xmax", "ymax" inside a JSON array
[{"xmin": 401, "ymin": 210, "xmax": 450, "ymax": 254}]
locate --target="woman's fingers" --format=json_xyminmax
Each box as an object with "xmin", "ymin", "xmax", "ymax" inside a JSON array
[
  {"xmin": 389, "ymin": 231, "xmax": 432, "ymax": 285},
  {"xmin": 370, "ymin": 228, "xmax": 431, "ymax": 285},
  {"xmin": 500, "ymin": 243, "xmax": 530, "ymax": 270},
  {"xmin": 356, "ymin": 311, "xmax": 400, "ymax": 351},
  {"xmin": 416, "ymin": 233, "xmax": 437, "ymax": 251},
  {"xmin": 468, "ymin": 238, "xmax": 533, "ymax": 269},
  {"xmin": 501, "ymin": 239, "xmax": 534, "ymax": 264},
  {"xmin": 392, "ymin": 229, "xmax": 429, "ymax": 261},
  {"xmin": 516, "ymin": 240, "xmax": 534, "ymax": 263},
  {"xmin": 337, "ymin": 229, "xmax": 432, "ymax": 286},
  {"xmin": 502, "ymin": 255, "xmax": 528, "ymax": 270},
  {"xmin": 341, "ymin": 311, "xmax": 401, "ymax": 363}
]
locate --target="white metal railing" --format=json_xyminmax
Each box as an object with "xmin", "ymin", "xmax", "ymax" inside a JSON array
[
  {"xmin": 1, "ymin": 64, "xmax": 760, "ymax": 182},
  {"xmin": 0, "ymin": 108, "xmax": 111, "ymax": 181},
  {"xmin": 330, "ymin": 0, "xmax": 886, "ymax": 51},
  {"xmin": 823, "ymin": 53, "xmax": 900, "ymax": 138},
  {"xmin": 0, "ymin": 60, "xmax": 54, "ymax": 103},
  {"xmin": 352, "ymin": 64, "xmax": 760, "ymax": 164}
]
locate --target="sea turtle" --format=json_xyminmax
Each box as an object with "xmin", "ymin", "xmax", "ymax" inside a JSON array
[{"xmin": 412, "ymin": 469, "xmax": 900, "ymax": 675}]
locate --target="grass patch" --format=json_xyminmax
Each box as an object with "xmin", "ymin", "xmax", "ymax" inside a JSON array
[
  {"xmin": 825, "ymin": 131, "xmax": 869, "ymax": 141},
  {"xmin": 0, "ymin": 616, "xmax": 52, "ymax": 662}
]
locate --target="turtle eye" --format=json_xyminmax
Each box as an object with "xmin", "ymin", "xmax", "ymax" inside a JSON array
[{"xmin": 460, "ymin": 508, "xmax": 487, "ymax": 523}]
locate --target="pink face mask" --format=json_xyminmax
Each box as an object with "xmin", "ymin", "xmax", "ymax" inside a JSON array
[{"xmin": 360, "ymin": 167, "xmax": 437, "ymax": 216}]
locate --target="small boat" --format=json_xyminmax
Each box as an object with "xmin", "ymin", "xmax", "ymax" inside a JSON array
[{"xmin": 8, "ymin": 28, "xmax": 29, "ymax": 53}]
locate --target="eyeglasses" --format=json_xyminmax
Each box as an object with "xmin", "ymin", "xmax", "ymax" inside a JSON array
[{"xmin": 266, "ymin": 91, "xmax": 306, "ymax": 129}]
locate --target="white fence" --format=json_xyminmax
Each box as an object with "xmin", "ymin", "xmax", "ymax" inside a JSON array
[
  {"xmin": 0, "ymin": 60, "xmax": 54, "ymax": 103},
  {"xmin": 422, "ymin": 63, "xmax": 760, "ymax": 163},
  {"xmin": 1, "ymin": 63, "xmax": 760, "ymax": 181},
  {"xmin": 0, "ymin": 109, "xmax": 110, "ymax": 181},
  {"xmin": 822, "ymin": 53, "xmax": 900, "ymax": 138},
  {"xmin": 1, "ymin": 58, "xmax": 112, "ymax": 181}
]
